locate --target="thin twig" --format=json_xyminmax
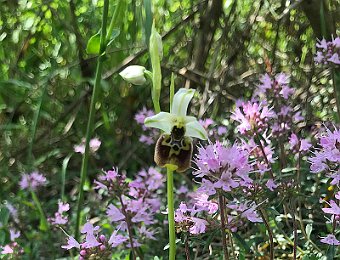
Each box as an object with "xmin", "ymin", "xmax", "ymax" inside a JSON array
[
  {"xmin": 259, "ymin": 209, "xmax": 274, "ymax": 260},
  {"xmin": 185, "ymin": 233, "xmax": 190, "ymax": 260},
  {"xmin": 218, "ymin": 194, "xmax": 230, "ymax": 260},
  {"xmin": 119, "ymin": 195, "xmax": 137, "ymax": 260},
  {"xmin": 256, "ymin": 134, "xmax": 274, "ymax": 179}
]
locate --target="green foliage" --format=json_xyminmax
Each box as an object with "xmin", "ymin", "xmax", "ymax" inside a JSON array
[{"xmin": 0, "ymin": 0, "xmax": 340, "ymax": 258}]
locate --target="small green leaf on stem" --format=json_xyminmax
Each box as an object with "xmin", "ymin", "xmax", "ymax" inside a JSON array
[{"xmin": 86, "ymin": 31, "xmax": 101, "ymax": 54}]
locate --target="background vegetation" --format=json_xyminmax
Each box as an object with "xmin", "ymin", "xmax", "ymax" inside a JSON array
[{"xmin": 0, "ymin": 0, "xmax": 340, "ymax": 259}]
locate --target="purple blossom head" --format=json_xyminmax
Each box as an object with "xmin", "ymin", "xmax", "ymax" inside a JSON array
[
  {"xmin": 289, "ymin": 133, "xmax": 311, "ymax": 154},
  {"xmin": 255, "ymin": 73, "xmax": 294, "ymax": 100},
  {"xmin": 49, "ymin": 201, "xmax": 70, "ymax": 225},
  {"xmin": 174, "ymin": 202, "xmax": 209, "ymax": 235},
  {"xmin": 194, "ymin": 142, "xmax": 253, "ymax": 194},
  {"xmin": 320, "ymin": 234, "xmax": 340, "ymax": 245},
  {"xmin": 94, "ymin": 167, "xmax": 127, "ymax": 193},
  {"xmin": 62, "ymin": 223, "xmax": 127, "ymax": 258},
  {"xmin": 309, "ymin": 126, "xmax": 340, "ymax": 175},
  {"xmin": 74, "ymin": 137, "xmax": 101, "ymax": 154},
  {"xmin": 314, "ymin": 36, "xmax": 340, "ymax": 66},
  {"xmin": 134, "ymin": 108, "xmax": 158, "ymax": 145},
  {"xmin": 135, "ymin": 107, "xmax": 154, "ymax": 125},
  {"xmin": 19, "ymin": 171, "xmax": 47, "ymax": 191},
  {"xmin": 227, "ymin": 200, "xmax": 262, "ymax": 223},
  {"xmin": 231, "ymin": 101, "xmax": 275, "ymax": 136}
]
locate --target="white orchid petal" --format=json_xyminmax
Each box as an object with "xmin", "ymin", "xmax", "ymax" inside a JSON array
[
  {"xmin": 184, "ymin": 115, "xmax": 199, "ymax": 123},
  {"xmin": 144, "ymin": 112, "xmax": 175, "ymax": 134},
  {"xmin": 185, "ymin": 119, "xmax": 208, "ymax": 140},
  {"xmin": 171, "ymin": 88, "xmax": 195, "ymax": 117}
]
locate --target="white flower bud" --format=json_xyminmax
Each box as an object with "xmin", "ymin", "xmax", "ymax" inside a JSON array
[{"xmin": 119, "ymin": 65, "xmax": 146, "ymax": 85}]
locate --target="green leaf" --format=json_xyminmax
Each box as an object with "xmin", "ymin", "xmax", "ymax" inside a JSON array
[
  {"xmin": 0, "ymin": 207, "xmax": 10, "ymax": 225},
  {"xmin": 326, "ymin": 245, "xmax": 335, "ymax": 259},
  {"xmin": 202, "ymin": 230, "xmax": 218, "ymax": 253},
  {"xmin": 86, "ymin": 32, "xmax": 101, "ymax": 54},
  {"xmin": 233, "ymin": 233, "xmax": 251, "ymax": 253},
  {"xmin": 143, "ymin": 0, "xmax": 152, "ymax": 46},
  {"xmin": 61, "ymin": 154, "xmax": 72, "ymax": 201},
  {"xmin": 0, "ymin": 230, "xmax": 6, "ymax": 245},
  {"xmin": 0, "ymin": 79, "xmax": 32, "ymax": 89}
]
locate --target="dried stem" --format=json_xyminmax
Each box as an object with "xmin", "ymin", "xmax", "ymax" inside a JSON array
[
  {"xmin": 119, "ymin": 195, "xmax": 138, "ymax": 260},
  {"xmin": 218, "ymin": 194, "xmax": 230, "ymax": 260},
  {"xmin": 259, "ymin": 209, "xmax": 274, "ymax": 260},
  {"xmin": 256, "ymin": 134, "xmax": 274, "ymax": 179},
  {"xmin": 185, "ymin": 233, "xmax": 190, "ymax": 260}
]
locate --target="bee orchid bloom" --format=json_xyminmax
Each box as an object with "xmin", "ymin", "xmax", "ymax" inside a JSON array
[{"xmin": 145, "ymin": 88, "xmax": 208, "ymax": 172}]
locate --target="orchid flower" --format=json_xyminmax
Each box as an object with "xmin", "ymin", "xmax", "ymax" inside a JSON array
[{"xmin": 144, "ymin": 88, "xmax": 207, "ymax": 172}]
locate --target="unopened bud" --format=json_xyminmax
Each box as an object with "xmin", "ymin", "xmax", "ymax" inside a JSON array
[{"xmin": 119, "ymin": 65, "xmax": 147, "ymax": 85}]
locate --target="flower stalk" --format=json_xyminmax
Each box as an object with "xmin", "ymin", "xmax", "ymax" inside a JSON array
[
  {"xmin": 259, "ymin": 209, "xmax": 274, "ymax": 260},
  {"xmin": 218, "ymin": 194, "xmax": 230, "ymax": 260},
  {"xmin": 118, "ymin": 195, "xmax": 137, "ymax": 260},
  {"xmin": 167, "ymin": 167, "xmax": 176, "ymax": 260}
]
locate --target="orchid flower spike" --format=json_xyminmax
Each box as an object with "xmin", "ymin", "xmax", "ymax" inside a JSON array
[{"xmin": 144, "ymin": 88, "xmax": 208, "ymax": 172}]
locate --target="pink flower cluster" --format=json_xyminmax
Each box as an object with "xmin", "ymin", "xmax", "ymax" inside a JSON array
[
  {"xmin": 241, "ymin": 137, "xmax": 275, "ymax": 174},
  {"xmin": 94, "ymin": 167, "xmax": 127, "ymax": 192},
  {"xmin": 74, "ymin": 137, "xmax": 101, "ymax": 154},
  {"xmin": 95, "ymin": 167, "xmax": 164, "ymax": 247},
  {"xmin": 199, "ymin": 118, "xmax": 227, "ymax": 139},
  {"xmin": 1, "ymin": 229, "xmax": 22, "ymax": 256},
  {"xmin": 255, "ymin": 73, "xmax": 294, "ymax": 100},
  {"xmin": 48, "ymin": 201, "xmax": 70, "ymax": 225},
  {"xmin": 134, "ymin": 107, "xmax": 158, "ymax": 145},
  {"xmin": 288, "ymin": 133, "xmax": 311, "ymax": 154},
  {"xmin": 175, "ymin": 202, "xmax": 209, "ymax": 235},
  {"xmin": 194, "ymin": 142, "xmax": 253, "ymax": 195},
  {"xmin": 19, "ymin": 171, "xmax": 47, "ymax": 190},
  {"xmin": 314, "ymin": 36, "xmax": 340, "ymax": 65},
  {"xmin": 227, "ymin": 201, "xmax": 263, "ymax": 224},
  {"xmin": 231, "ymin": 101, "xmax": 275, "ymax": 136},
  {"xmin": 252, "ymin": 73, "xmax": 304, "ymax": 138},
  {"xmin": 62, "ymin": 222, "xmax": 126, "ymax": 259},
  {"xmin": 319, "ymin": 192, "xmax": 340, "ymax": 245},
  {"xmin": 174, "ymin": 192, "xmax": 218, "ymax": 235},
  {"xmin": 309, "ymin": 126, "xmax": 340, "ymax": 185}
]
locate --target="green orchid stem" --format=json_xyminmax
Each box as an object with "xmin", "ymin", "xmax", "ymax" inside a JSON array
[
  {"xmin": 152, "ymin": 91, "xmax": 161, "ymax": 114},
  {"xmin": 74, "ymin": 0, "xmax": 109, "ymax": 241},
  {"xmin": 144, "ymin": 70, "xmax": 161, "ymax": 113},
  {"xmin": 30, "ymin": 190, "xmax": 49, "ymax": 231},
  {"xmin": 170, "ymin": 73, "xmax": 175, "ymax": 111},
  {"xmin": 167, "ymin": 167, "xmax": 176, "ymax": 260}
]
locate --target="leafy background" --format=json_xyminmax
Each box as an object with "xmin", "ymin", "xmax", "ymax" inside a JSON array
[{"xmin": 0, "ymin": 0, "xmax": 339, "ymax": 258}]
